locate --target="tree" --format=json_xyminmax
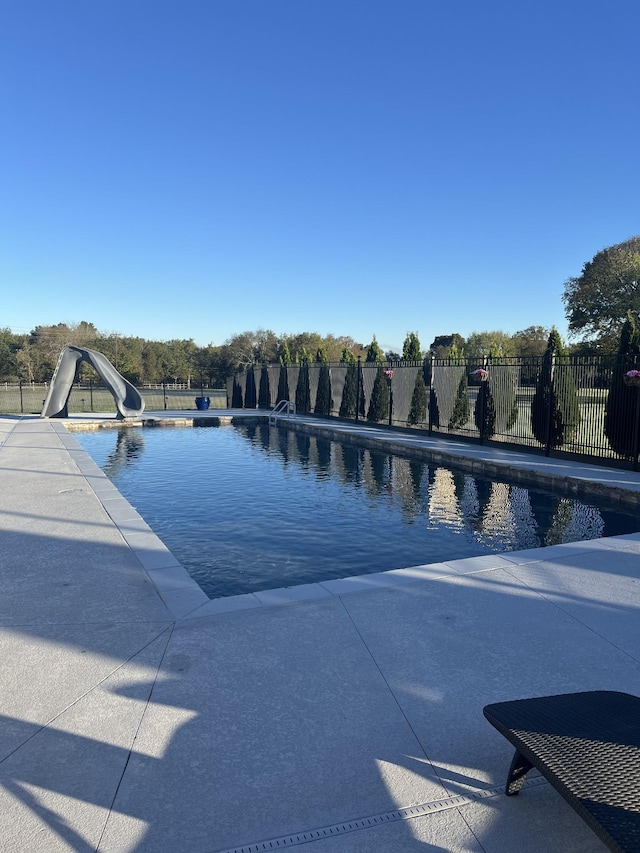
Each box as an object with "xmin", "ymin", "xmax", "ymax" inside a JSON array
[
  {"xmin": 277, "ymin": 347, "xmax": 290, "ymax": 404},
  {"xmin": 0, "ymin": 328, "xmax": 20, "ymax": 380},
  {"xmin": 465, "ymin": 330, "xmax": 515, "ymax": 359},
  {"xmin": 367, "ymin": 367, "xmax": 390, "ymax": 422},
  {"xmin": 423, "ymin": 357, "xmax": 439, "ymax": 428},
  {"xmin": 449, "ymin": 373, "xmax": 470, "ymax": 430},
  {"xmin": 258, "ymin": 365, "xmax": 271, "ymax": 408},
  {"xmin": 314, "ymin": 348, "xmax": 332, "ymax": 416},
  {"xmin": 295, "ymin": 359, "xmax": 311, "ymax": 413},
  {"xmin": 604, "ymin": 311, "xmax": 640, "ymax": 459},
  {"xmin": 365, "ymin": 335, "xmax": 384, "ymax": 363},
  {"xmin": 231, "ymin": 377, "xmax": 243, "ymax": 407},
  {"xmin": 511, "ymin": 326, "xmax": 550, "ymax": 358},
  {"xmin": 339, "ymin": 350, "xmax": 358, "ymax": 417},
  {"xmin": 244, "ymin": 369, "xmax": 257, "ymax": 408},
  {"xmin": 531, "ymin": 328, "xmax": 581, "ymax": 448},
  {"xmin": 407, "ymin": 368, "xmax": 428, "ymax": 425},
  {"xmin": 473, "ymin": 374, "xmax": 496, "ymax": 439},
  {"xmin": 429, "ymin": 333, "xmax": 464, "ymax": 358},
  {"xmin": 402, "ymin": 331, "xmax": 421, "ymax": 360},
  {"xmin": 563, "ymin": 236, "xmax": 640, "ymax": 351}
]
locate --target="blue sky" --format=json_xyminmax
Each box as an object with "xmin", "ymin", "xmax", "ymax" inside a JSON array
[{"xmin": 2, "ymin": 1, "xmax": 639, "ymax": 353}]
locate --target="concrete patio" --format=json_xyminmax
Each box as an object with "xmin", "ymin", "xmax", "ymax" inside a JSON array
[{"xmin": 1, "ymin": 412, "xmax": 639, "ymax": 852}]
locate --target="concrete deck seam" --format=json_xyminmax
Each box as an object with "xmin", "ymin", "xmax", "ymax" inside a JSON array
[
  {"xmin": 96, "ymin": 622, "xmax": 177, "ymax": 851},
  {"xmin": 498, "ymin": 562, "xmax": 640, "ymax": 668},
  {"xmin": 0, "ymin": 625, "xmax": 174, "ymax": 768},
  {"xmin": 336, "ymin": 594, "xmax": 435, "ymax": 766},
  {"xmin": 212, "ymin": 776, "xmax": 549, "ymax": 853}
]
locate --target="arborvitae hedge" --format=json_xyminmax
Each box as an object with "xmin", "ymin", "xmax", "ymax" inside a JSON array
[
  {"xmin": 531, "ymin": 329, "xmax": 581, "ymax": 448},
  {"xmin": 604, "ymin": 312, "xmax": 640, "ymax": 459},
  {"xmin": 474, "ymin": 378, "xmax": 496, "ymax": 438},
  {"xmin": 408, "ymin": 368, "xmax": 428, "ymax": 425},
  {"xmin": 314, "ymin": 351, "xmax": 332, "ymax": 416},
  {"xmin": 295, "ymin": 360, "xmax": 311, "ymax": 413},
  {"xmin": 244, "ymin": 369, "xmax": 257, "ymax": 408},
  {"xmin": 231, "ymin": 377, "xmax": 243, "ymax": 407},
  {"xmin": 258, "ymin": 365, "xmax": 271, "ymax": 408},
  {"xmin": 340, "ymin": 354, "xmax": 358, "ymax": 417},
  {"xmin": 423, "ymin": 357, "xmax": 440, "ymax": 428},
  {"xmin": 277, "ymin": 361, "xmax": 289, "ymax": 404},
  {"xmin": 449, "ymin": 373, "xmax": 470, "ymax": 430},
  {"xmin": 367, "ymin": 367, "xmax": 390, "ymax": 422}
]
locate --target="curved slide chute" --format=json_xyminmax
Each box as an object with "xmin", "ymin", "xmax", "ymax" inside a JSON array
[{"xmin": 41, "ymin": 346, "xmax": 145, "ymax": 419}]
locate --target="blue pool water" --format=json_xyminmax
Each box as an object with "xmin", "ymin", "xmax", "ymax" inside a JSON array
[{"xmin": 74, "ymin": 424, "xmax": 640, "ymax": 598}]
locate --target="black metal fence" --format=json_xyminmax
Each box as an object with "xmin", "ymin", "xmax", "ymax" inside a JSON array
[
  {"xmin": 228, "ymin": 356, "xmax": 640, "ymax": 470},
  {"xmin": 0, "ymin": 382, "xmax": 228, "ymax": 415}
]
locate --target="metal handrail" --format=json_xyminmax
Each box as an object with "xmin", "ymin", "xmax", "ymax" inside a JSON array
[{"xmin": 269, "ymin": 400, "xmax": 296, "ymax": 424}]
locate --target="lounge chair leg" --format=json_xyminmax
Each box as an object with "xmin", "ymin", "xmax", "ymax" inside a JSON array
[{"xmin": 505, "ymin": 750, "xmax": 533, "ymax": 795}]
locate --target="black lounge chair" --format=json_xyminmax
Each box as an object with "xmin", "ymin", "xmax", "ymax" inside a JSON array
[{"xmin": 483, "ymin": 691, "xmax": 640, "ymax": 853}]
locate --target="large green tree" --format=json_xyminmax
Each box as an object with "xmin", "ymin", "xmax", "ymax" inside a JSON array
[
  {"xmin": 429, "ymin": 333, "xmax": 464, "ymax": 358},
  {"xmin": 465, "ymin": 330, "xmax": 515, "ymax": 359},
  {"xmin": 604, "ymin": 311, "xmax": 640, "ymax": 459},
  {"xmin": 0, "ymin": 329, "xmax": 20, "ymax": 380},
  {"xmin": 563, "ymin": 236, "xmax": 640, "ymax": 351},
  {"xmin": 511, "ymin": 326, "xmax": 550, "ymax": 358}
]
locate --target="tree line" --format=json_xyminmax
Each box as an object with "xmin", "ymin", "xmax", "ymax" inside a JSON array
[
  {"xmin": 0, "ymin": 322, "xmax": 561, "ymax": 386},
  {"xmin": 2, "ymin": 232, "xmax": 638, "ymax": 385}
]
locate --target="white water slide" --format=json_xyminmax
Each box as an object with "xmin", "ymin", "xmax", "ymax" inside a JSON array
[{"xmin": 41, "ymin": 346, "xmax": 145, "ymax": 419}]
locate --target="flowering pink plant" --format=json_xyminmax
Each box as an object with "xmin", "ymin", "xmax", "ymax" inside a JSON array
[
  {"xmin": 471, "ymin": 368, "xmax": 488, "ymax": 381},
  {"xmin": 625, "ymin": 370, "xmax": 640, "ymax": 378},
  {"xmin": 383, "ymin": 369, "xmax": 395, "ymax": 379}
]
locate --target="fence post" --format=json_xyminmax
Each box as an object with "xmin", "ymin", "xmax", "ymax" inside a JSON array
[
  {"xmin": 355, "ymin": 356, "xmax": 361, "ymax": 423},
  {"xmin": 90, "ymin": 379, "xmax": 94, "ymax": 412},
  {"xmin": 163, "ymin": 379, "xmax": 167, "ymax": 410},
  {"xmin": 19, "ymin": 379, "xmax": 23, "ymax": 414}
]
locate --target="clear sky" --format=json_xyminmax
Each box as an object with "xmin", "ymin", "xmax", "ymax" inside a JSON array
[{"xmin": 2, "ymin": 1, "xmax": 639, "ymax": 354}]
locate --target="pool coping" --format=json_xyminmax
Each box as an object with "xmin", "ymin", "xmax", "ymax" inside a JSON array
[{"xmin": 56, "ymin": 411, "xmax": 640, "ymax": 622}]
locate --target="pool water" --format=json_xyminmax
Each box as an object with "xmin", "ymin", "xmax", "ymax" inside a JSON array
[{"xmin": 75, "ymin": 424, "xmax": 640, "ymax": 599}]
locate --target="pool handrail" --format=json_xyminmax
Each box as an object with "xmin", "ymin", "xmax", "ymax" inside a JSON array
[{"xmin": 269, "ymin": 400, "xmax": 296, "ymax": 424}]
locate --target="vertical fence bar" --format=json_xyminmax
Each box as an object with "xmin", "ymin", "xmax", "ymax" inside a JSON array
[{"xmin": 355, "ymin": 357, "xmax": 361, "ymax": 423}]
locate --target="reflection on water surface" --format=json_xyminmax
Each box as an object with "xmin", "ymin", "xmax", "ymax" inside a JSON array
[{"xmin": 74, "ymin": 424, "xmax": 639, "ymax": 598}]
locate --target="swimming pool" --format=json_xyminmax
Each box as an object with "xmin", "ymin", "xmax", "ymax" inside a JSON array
[{"xmin": 75, "ymin": 423, "xmax": 640, "ymax": 598}]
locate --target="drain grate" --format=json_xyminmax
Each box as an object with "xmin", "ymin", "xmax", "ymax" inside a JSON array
[{"xmin": 214, "ymin": 776, "xmax": 548, "ymax": 853}]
